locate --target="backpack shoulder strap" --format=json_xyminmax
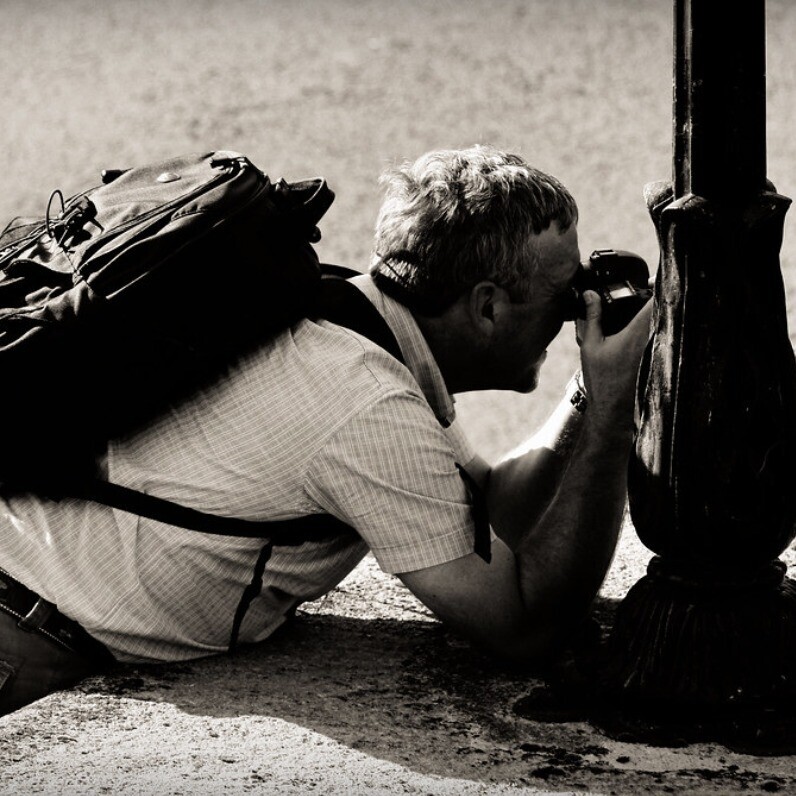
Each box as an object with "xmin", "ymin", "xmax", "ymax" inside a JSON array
[
  {"xmin": 315, "ymin": 265, "xmax": 404, "ymax": 364},
  {"xmin": 77, "ymin": 478, "xmax": 355, "ymax": 541}
]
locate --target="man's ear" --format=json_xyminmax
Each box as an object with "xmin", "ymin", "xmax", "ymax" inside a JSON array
[{"xmin": 466, "ymin": 281, "xmax": 508, "ymax": 335}]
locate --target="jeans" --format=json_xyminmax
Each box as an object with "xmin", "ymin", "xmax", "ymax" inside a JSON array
[{"xmin": 0, "ymin": 600, "xmax": 111, "ymax": 716}]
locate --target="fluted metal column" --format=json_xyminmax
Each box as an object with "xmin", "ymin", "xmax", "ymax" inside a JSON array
[{"xmin": 607, "ymin": 0, "xmax": 796, "ymax": 721}]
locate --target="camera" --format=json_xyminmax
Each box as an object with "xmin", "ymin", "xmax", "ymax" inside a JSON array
[{"xmin": 565, "ymin": 248, "xmax": 652, "ymax": 335}]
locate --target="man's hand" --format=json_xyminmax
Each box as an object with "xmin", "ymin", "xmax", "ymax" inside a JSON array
[{"xmin": 577, "ymin": 290, "xmax": 653, "ymax": 432}]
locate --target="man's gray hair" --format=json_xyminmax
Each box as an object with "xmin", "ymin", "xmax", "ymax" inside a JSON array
[{"xmin": 370, "ymin": 145, "xmax": 578, "ymax": 315}]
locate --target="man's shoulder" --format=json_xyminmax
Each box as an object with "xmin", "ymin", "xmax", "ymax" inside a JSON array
[
  {"xmin": 207, "ymin": 316, "xmax": 428, "ymax": 451},
  {"xmin": 281, "ymin": 316, "xmax": 416, "ymax": 395}
]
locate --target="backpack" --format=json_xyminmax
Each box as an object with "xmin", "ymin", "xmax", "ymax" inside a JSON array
[{"xmin": 0, "ymin": 150, "xmax": 402, "ymax": 525}]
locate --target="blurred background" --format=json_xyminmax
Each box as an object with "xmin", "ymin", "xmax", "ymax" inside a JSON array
[{"xmin": 2, "ymin": 0, "xmax": 794, "ymax": 461}]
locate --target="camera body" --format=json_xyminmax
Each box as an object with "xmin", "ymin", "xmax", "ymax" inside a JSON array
[{"xmin": 566, "ymin": 248, "xmax": 652, "ymax": 335}]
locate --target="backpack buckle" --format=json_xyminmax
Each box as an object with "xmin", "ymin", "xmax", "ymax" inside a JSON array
[{"xmin": 46, "ymin": 192, "xmax": 103, "ymax": 250}]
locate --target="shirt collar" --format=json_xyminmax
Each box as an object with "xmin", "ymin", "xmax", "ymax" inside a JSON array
[{"xmin": 350, "ymin": 274, "xmax": 456, "ymax": 427}]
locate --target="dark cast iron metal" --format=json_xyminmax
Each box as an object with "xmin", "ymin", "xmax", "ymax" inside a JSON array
[{"xmin": 606, "ymin": 0, "xmax": 796, "ymax": 726}]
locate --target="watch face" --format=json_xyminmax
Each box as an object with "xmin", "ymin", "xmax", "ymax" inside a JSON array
[{"xmin": 570, "ymin": 389, "xmax": 588, "ymax": 414}]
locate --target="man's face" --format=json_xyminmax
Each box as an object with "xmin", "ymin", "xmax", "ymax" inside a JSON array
[{"xmin": 489, "ymin": 222, "xmax": 581, "ymax": 393}]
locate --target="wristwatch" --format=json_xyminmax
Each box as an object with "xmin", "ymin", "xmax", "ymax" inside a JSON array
[{"xmin": 566, "ymin": 370, "xmax": 588, "ymax": 414}]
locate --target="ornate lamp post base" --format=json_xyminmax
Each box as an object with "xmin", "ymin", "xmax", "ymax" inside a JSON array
[
  {"xmin": 598, "ymin": 171, "xmax": 796, "ymax": 718},
  {"xmin": 514, "ymin": 573, "xmax": 796, "ymax": 753},
  {"xmin": 607, "ymin": 557, "xmax": 796, "ymax": 710},
  {"xmin": 584, "ymin": 560, "xmax": 796, "ymax": 752}
]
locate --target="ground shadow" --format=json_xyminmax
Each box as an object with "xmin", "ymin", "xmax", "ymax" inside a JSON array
[
  {"xmin": 72, "ymin": 596, "xmax": 796, "ymax": 794},
  {"xmin": 74, "ymin": 598, "xmax": 643, "ymax": 789}
]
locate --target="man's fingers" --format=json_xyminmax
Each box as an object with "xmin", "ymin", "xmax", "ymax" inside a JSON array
[
  {"xmin": 576, "ymin": 290, "xmax": 603, "ymax": 348},
  {"xmin": 621, "ymin": 298, "xmax": 654, "ymax": 355}
]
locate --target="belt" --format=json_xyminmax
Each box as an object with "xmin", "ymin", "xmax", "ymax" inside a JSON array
[{"xmin": 0, "ymin": 568, "xmax": 114, "ymax": 663}]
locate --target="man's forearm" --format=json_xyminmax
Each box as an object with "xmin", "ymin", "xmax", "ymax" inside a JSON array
[
  {"xmin": 515, "ymin": 418, "xmax": 631, "ymax": 629},
  {"xmin": 486, "ymin": 375, "xmax": 588, "ymax": 549},
  {"xmin": 486, "ymin": 401, "xmax": 633, "ymax": 648}
]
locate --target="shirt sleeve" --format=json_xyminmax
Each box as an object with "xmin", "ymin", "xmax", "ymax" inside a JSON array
[{"xmin": 303, "ymin": 389, "xmax": 479, "ymax": 574}]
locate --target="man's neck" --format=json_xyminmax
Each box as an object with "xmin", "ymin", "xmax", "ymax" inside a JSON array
[{"xmin": 412, "ymin": 309, "xmax": 483, "ymax": 395}]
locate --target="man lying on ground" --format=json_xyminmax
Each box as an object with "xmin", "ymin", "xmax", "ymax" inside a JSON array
[{"xmin": 0, "ymin": 144, "xmax": 651, "ymax": 714}]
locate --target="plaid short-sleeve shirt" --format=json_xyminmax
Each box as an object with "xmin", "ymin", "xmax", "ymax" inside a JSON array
[{"xmin": 0, "ymin": 275, "xmax": 479, "ymax": 662}]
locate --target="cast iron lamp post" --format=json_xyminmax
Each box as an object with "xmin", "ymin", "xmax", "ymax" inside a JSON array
[{"xmin": 606, "ymin": 0, "xmax": 796, "ymax": 727}]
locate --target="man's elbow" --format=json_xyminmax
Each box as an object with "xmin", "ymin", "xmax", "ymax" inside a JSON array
[
  {"xmin": 473, "ymin": 619, "xmax": 568, "ymax": 668},
  {"xmin": 482, "ymin": 602, "xmax": 594, "ymax": 668}
]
